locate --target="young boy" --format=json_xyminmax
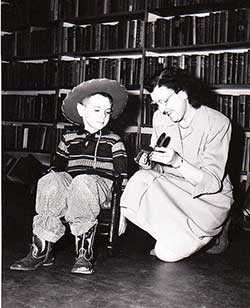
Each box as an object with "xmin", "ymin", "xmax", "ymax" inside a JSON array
[{"xmin": 10, "ymin": 79, "xmax": 128, "ymax": 274}]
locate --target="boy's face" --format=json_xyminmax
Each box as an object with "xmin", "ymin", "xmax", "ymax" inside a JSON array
[{"xmin": 77, "ymin": 94, "xmax": 112, "ymax": 133}]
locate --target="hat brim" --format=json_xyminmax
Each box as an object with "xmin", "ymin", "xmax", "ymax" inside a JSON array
[{"xmin": 62, "ymin": 79, "xmax": 128, "ymax": 124}]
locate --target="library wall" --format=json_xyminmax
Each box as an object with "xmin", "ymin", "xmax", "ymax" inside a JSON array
[{"xmin": 1, "ymin": 0, "xmax": 250, "ymax": 188}]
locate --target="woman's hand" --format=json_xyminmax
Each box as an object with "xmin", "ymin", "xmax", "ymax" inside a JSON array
[
  {"xmin": 151, "ymin": 146, "xmax": 204, "ymax": 185},
  {"xmin": 118, "ymin": 213, "xmax": 127, "ymax": 236},
  {"xmin": 150, "ymin": 147, "xmax": 183, "ymax": 168}
]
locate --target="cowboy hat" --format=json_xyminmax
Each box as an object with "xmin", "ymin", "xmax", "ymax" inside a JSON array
[{"xmin": 62, "ymin": 78, "xmax": 128, "ymax": 124}]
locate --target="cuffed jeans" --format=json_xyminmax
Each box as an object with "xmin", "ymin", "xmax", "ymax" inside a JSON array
[{"xmin": 33, "ymin": 171, "xmax": 113, "ymax": 243}]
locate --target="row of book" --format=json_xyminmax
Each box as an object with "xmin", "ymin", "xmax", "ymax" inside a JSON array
[
  {"xmin": 2, "ymin": 19, "xmax": 144, "ymax": 58},
  {"xmin": 50, "ymin": 20, "xmax": 143, "ymax": 53},
  {"xmin": 140, "ymin": 95, "xmax": 157, "ymax": 127},
  {"xmin": 2, "ymin": 58, "xmax": 142, "ymax": 90},
  {"xmin": 2, "ymin": 124, "xmax": 54, "ymax": 153},
  {"xmin": 148, "ymin": 0, "xmax": 243, "ymax": 8},
  {"xmin": 2, "ymin": 61, "xmax": 59, "ymax": 90},
  {"xmin": 2, "ymin": 28, "xmax": 53, "ymax": 59},
  {"xmin": 144, "ymin": 52, "xmax": 250, "ymax": 85},
  {"xmin": 3, "ymin": 8, "xmax": 249, "ymax": 59},
  {"xmin": 1, "ymin": 90, "xmax": 142, "ymax": 127},
  {"xmin": 1, "ymin": 1, "xmax": 51, "ymax": 32},
  {"xmin": 2, "ymin": 0, "xmax": 144, "ymax": 32},
  {"xmin": 3, "ymin": 91, "xmax": 249, "ymax": 131},
  {"xmin": 3, "ymin": 51, "xmax": 250, "ymax": 91},
  {"xmin": 3, "ymin": 0, "xmax": 144, "ymax": 32},
  {"xmin": 215, "ymin": 95, "xmax": 250, "ymax": 129},
  {"xmin": 145, "ymin": 9, "xmax": 250, "ymax": 47},
  {"xmin": 140, "ymin": 94, "xmax": 250, "ymax": 129},
  {"xmin": 2, "ymin": 94, "xmax": 56, "ymax": 123},
  {"xmin": 50, "ymin": 0, "xmax": 145, "ymax": 21}
]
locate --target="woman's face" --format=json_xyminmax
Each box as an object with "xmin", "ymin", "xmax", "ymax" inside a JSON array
[
  {"xmin": 151, "ymin": 85, "xmax": 188, "ymax": 122},
  {"xmin": 77, "ymin": 94, "xmax": 112, "ymax": 133}
]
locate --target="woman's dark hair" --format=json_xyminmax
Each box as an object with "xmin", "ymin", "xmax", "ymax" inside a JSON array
[{"xmin": 150, "ymin": 67, "xmax": 213, "ymax": 109}]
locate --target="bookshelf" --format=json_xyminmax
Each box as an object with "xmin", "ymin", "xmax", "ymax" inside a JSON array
[
  {"xmin": 1, "ymin": 0, "xmax": 147, "ymax": 174},
  {"xmin": 1, "ymin": 0, "xmax": 250, "ymax": 183}
]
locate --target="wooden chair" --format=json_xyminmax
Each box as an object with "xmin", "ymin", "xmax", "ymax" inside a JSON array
[{"xmin": 97, "ymin": 172, "xmax": 123, "ymax": 256}]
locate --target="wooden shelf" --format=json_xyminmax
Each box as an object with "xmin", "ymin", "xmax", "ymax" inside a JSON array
[
  {"xmin": 3, "ymin": 49, "xmax": 144, "ymax": 62},
  {"xmin": 2, "ymin": 121, "xmax": 54, "ymax": 126},
  {"xmin": 61, "ymin": 49, "xmax": 143, "ymax": 58},
  {"xmin": 5, "ymin": 32, "xmax": 248, "ymax": 62},
  {"xmin": 124, "ymin": 126, "xmax": 153, "ymax": 134},
  {"xmin": 212, "ymin": 86, "xmax": 250, "ymax": 95},
  {"xmin": 2, "ymin": 90, "xmax": 57, "ymax": 95},
  {"xmin": 148, "ymin": 0, "xmax": 250, "ymax": 17},
  {"xmin": 147, "ymin": 42, "xmax": 250, "ymax": 56},
  {"xmin": 60, "ymin": 10, "xmax": 145, "ymax": 25}
]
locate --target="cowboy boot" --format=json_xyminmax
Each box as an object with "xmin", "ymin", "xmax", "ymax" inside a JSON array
[
  {"xmin": 42, "ymin": 245, "xmax": 56, "ymax": 267},
  {"xmin": 10, "ymin": 234, "xmax": 54, "ymax": 271},
  {"xmin": 71, "ymin": 223, "xmax": 97, "ymax": 274}
]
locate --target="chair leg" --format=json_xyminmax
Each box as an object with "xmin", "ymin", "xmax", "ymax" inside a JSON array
[{"xmin": 106, "ymin": 189, "xmax": 121, "ymax": 256}]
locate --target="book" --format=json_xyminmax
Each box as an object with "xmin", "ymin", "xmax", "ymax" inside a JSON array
[{"xmin": 6, "ymin": 154, "xmax": 43, "ymax": 185}]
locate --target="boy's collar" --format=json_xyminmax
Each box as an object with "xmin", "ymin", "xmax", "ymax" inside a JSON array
[{"xmin": 76, "ymin": 125, "xmax": 110, "ymax": 136}]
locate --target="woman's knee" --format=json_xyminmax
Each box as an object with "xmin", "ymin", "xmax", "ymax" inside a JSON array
[
  {"xmin": 154, "ymin": 241, "xmax": 193, "ymax": 262},
  {"xmin": 130, "ymin": 169, "xmax": 155, "ymax": 184}
]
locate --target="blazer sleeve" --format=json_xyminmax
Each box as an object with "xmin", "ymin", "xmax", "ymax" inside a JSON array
[{"xmin": 192, "ymin": 116, "xmax": 232, "ymax": 198}]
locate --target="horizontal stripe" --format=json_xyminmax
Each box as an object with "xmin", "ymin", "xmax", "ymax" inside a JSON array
[
  {"xmin": 68, "ymin": 159, "xmax": 114, "ymax": 170},
  {"xmin": 55, "ymin": 129, "xmax": 128, "ymax": 190}
]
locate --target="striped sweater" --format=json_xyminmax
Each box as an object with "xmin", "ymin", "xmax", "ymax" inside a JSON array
[{"xmin": 53, "ymin": 128, "xmax": 128, "ymax": 189}]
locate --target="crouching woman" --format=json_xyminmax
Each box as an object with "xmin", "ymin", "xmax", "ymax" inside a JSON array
[{"xmin": 119, "ymin": 67, "xmax": 234, "ymax": 262}]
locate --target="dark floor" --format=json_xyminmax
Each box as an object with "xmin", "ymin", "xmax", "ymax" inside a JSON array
[{"xmin": 2, "ymin": 183, "xmax": 250, "ymax": 308}]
